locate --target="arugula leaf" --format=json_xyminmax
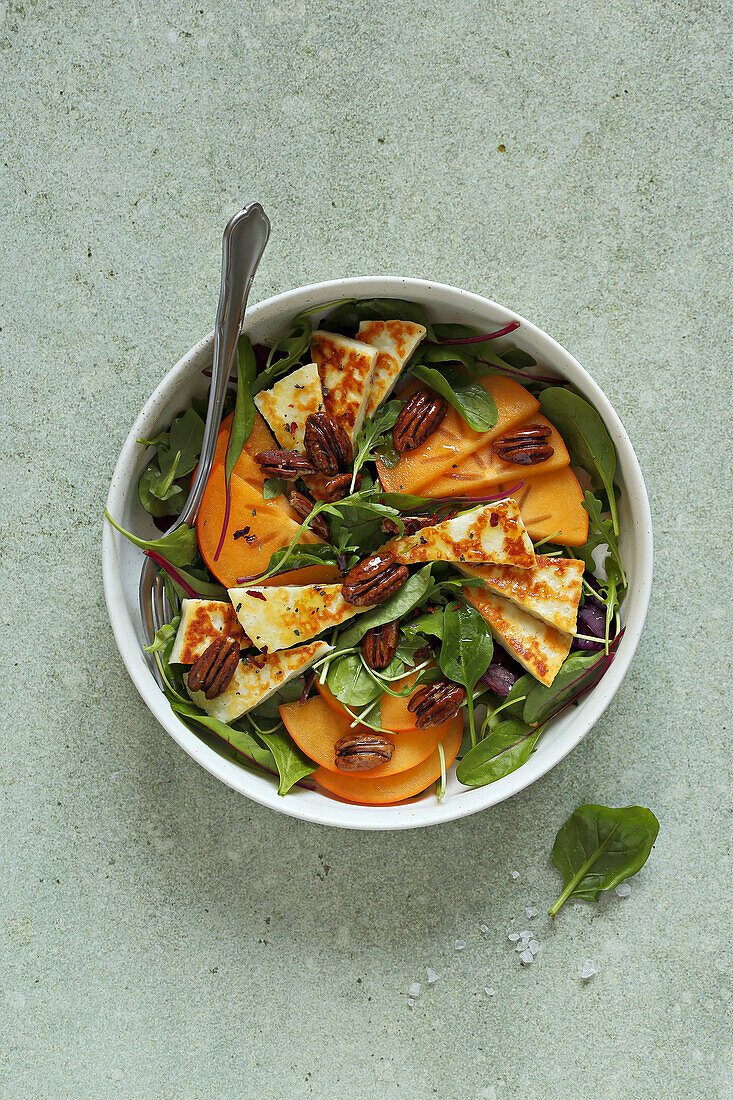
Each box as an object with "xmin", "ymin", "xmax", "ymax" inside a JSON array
[
  {"xmin": 539, "ymin": 389, "xmax": 619, "ymax": 535},
  {"xmin": 138, "ymin": 465, "xmax": 185, "ymax": 516},
  {"xmin": 262, "ymin": 542, "xmax": 344, "ymax": 577},
  {"xmin": 326, "ymin": 653, "xmax": 383, "ymax": 708},
  {"xmin": 104, "ymin": 509, "xmax": 198, "ymax": 567},
  {"xmin": 225, "ymin": 335, "xmax": 256, "ymax": 483},
  {"xmin": 522, "ymin": 651, "xmax": 602, "ymax": 726},
  {"xmin": 549, "ymin": 804, "xmax": 660, "ymax": 917},
  {"xmin": 137, "ymin": 405, "xmax": 206, "ymax": 517},
  {"xmin": 456, "ymin": 718, "xmax": 542, "ymax": 786},
  {"xmin": 350, "ymin": 400, "xmax": 402, "ymax": 489},
  {"xmin": 439, "ymin": 603, "xmax": 494, "ymax": 746},
  {"xmin": 262, "ymin": 477, "xmax": 287, "ymax": 501},
  {"xmin": 335, "ymin": 567, "xmax": 434, "ymax": 650},
  {"xmin": 253, "ymin": 312, "xmax": 312, "ymax": 393},
  {"xmin": 579, "ymin": 491, "xmax": 626, "ymax": 587},
  {"xmin": 143, "ymin": 615, "xmax": 180, "ymax": 655},
  {"xmin": 255, "ymin": 725, "xmax": 317, "ymax": 795},
  {"xmin": 409, "ymin": 363, "xmax": 498, "ymax": 432}
]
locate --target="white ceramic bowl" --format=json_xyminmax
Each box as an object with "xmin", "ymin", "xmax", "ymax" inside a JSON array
[{"xmin": 102, "ymin": 277, "xmax": 653, "ymax": 830}]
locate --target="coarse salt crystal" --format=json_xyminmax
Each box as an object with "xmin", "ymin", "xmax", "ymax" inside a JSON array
[
  {"xmin": 409, "ymin": 982, "xmax": 421, "ymax": 998},
  {"xmin": 515, "ymin": 944, "xmax": 526, "ymax": 953},
  {"xmin": 455, "ymin": 940, "xmax": 466, "ymax": 951},
  {"xmin": 519, "ymin": 931, "xmax": 534, "ymax": 940},
  {"xmin": 525, "ymin": 907, "xmax": 538, "ymax": 918},
  {"xmin": 407, "ymin": 997, "xmax": 416, "ymax": 1008},
  {"xmin": 615, "ymin": 882, "xmax": 631, "ymax": 897},
  {"xmin": 480, "ymin": 924, "xmax": 489, "ymax": 933},
  {"xmin": 484, "ymin": 987, "xmax": 495, "ymax": 996},
  {"xmin": 529, "ymin": 940, "xmax": 540, "ymax": 955},
  {"xmin": 519, "ymin": 949, "xmax": 534, "ymax": 965},
  {"xmin": 581, "ymin": 960, "xmax": 597, "ymax": 980},
  {"xmin": 426, "ymin": 968, "xmax": 440, "ymax": 984},
  {"xmin": 511, "ymin": 871, "xmax": 520, "ymax": 880},
  {"xmin": 508, "ymin": 933, "xmax": 520, "ymax": 942}
]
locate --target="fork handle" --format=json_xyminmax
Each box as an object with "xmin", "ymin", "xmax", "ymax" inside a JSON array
[{"xmin": 180, "ymin": 203, "xmax": 271, "ymax": 528}]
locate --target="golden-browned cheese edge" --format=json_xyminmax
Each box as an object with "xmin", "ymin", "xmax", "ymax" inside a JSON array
[
  {"xmin": 458, "ymin": 554, "xmax": 584, "ymax": 634},
  {"xmin": 170, "ymin": 600, "xmax": 246, "ymax": 664},
  {"xmin": 465, "ymin": 587, "xmax": 572, "ymax": 686}
]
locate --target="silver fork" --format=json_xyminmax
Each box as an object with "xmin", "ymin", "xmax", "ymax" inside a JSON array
[{"xmin": 139, "ymin": 203, "xmax": 271, "ymax": 683}]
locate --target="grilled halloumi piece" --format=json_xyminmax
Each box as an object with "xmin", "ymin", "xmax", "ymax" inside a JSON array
[
  {"xmin": 457, "ymin": 555, "xmax": 584, "ymax": 634},
  {"xmin": 357, "ymin": 319, "xmax": 427, "ymax": 417},
  {"xmin": 228, "ymin": 583, "xmax": 371, "ymax": 652},
  {"xmin": 253, "ymin": 362, "xmax": 324, "ymax": 450},
  {"xmin": 386, "ymin": 500, "xmax": 536, "ymax": 570},
  {"xmin": 170, "ymin": 599, "xmax": 247, "ymax": 664},
  {"xmin": 464, "ymin": 588, "xmax": 572, "ymax": 687},
  {"xmin": 310, "ymin": 331, "xmax": 378, "ymax": 442},
  {"xmin": 186, "ymin": 640, "xmax": 331, "ymax": 723}
]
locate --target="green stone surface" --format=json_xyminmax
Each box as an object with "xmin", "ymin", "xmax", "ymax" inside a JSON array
[{"xmin": 1, "ymin": 1, "xmax": 730, "ymax": 1097}]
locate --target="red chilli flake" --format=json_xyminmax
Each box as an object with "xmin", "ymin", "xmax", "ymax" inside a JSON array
[
  {"xmin": 246, "ymin": 590, "xmax": 267, "ymax": 600},
  {"xmin": 233, "ymin": 526, "xmax": 251, "ymax": 540}
]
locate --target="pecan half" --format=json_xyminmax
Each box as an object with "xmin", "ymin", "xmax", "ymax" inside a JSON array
[
  {"xmin": 304, "ymin": 413, "xmax": 352, "ymax": 475},
  {"xmin": 288, "ymin": 490, "xmax": 331, "ymax": 540},
  {"xmin": 187, "ymin": 637, "xmax": 240, "ymax": 699},
  {"xmin": 254, "ymin": 449, "xmax": 317, "ymax": 479},
  {"xmin": 334, "ymin": 733, "xmax": 394, "ymax": 771},
  {"xmin": 309, "ymin": 473, "xmax": 361, "ymax": 503},
  {"xmin": 393, "ymin": 389, "xmax": 447, "ymax": 453},
  {"xmin": 362, "ymin": 619, "xmax": 400, "ymax": 670},
  {"xmin": 381, "ymin": 509, "xmax": 457, "ymax": 537},
  {"xmin": 493, "ymin": 424, "xmax": 554, "ymax": 465},
  {"xmin": 407, "ymin": 678, "xmax": 466, "ymax": 729},
  {"xmin": 342, "ymin": 550, "xmax": 409, "ymax": 607}
]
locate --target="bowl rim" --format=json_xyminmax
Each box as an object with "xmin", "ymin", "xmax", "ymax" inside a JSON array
[{"xmin": 102, "ymin": 275, "xmax": 653, "ymax": 830}]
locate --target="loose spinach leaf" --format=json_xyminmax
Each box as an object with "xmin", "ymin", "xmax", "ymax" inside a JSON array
[
  {"xmin": 225, "ymin": 335, "xmax": 257, "ymax": 482},
  {"xmin": 335, "ymin": 567, "xmax": 434, "ymax": 650},
  {"xmin": 439, "ymin": 603, "xmax": 494, "ymax": 746},
  {"xmin": 401, "ymin": 608, "xmax": 445, "ymax": 641},
  {"xmin": 549, "ymin": 804, "xmax": 660, "ymax": 917},
  {"xmin": 104, "ymin": 509, "xmax": 198, "ymax": 567},
  {"xmin": 539, "ymin": 389, "xmax": 619, "ymax": 535},
  {"xmin": 263, "ymin": 477, "xmax": 287, "ymax": 501},
  {"xmin": 255, "ymin": 725, "xmax": 318, "ymax": 795},
  {"xmin": 523, "ymin": 651, "xmax": 602, "ymax": 726},
  {"xmin": 326, "ymin": 653, "xmax": 383, "ymax": 708},
  {"xmin": 322, "ymin": 297, "xmax": 434, "ymax": 337},
  {"xmin": 456, "ymin": 718, "xmax": 542, "ymax": 786},
  {"xmin": 169, "ymin": 698, "xmax": 278, "ymax": 774},
  {"xmin": 410, "ymin": 363, "xmax": 498, "ymax": 432}
]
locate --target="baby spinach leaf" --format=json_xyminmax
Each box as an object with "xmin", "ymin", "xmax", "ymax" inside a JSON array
[
  {"xmin": 409, "ymin": 363, "xmax": 498, "ymax": 432},
  {"xmin": 327, "ymin": 653, "xmax": 383, "ymax": 708},
  {"xmin": 335, "ymin": 566, "xmax": 434, "ymax": 650},
  {"xmin": 539, "ymin": 388, "xmax": 619, "ymax": 535},
  {"xmin": 401, "ymin": 608, "xmax": 445, "ymax": 641},
  {"xmin": 439, "ymin": 603, "xmax": 494, "ymax": 746},
  {"xmin": 226, "ymin": 335, "xmax": 256, "ymax": 482},
  {"xmin": 169, "ymin": 698, "xmax": 278, "ymax": 774},
  {"xmin": 161, "ymin": 563, "xmax": 228, "ymax": 601},
  {"xmin": 104, "ymin": 509, "xmax": 198, "ymax": 567},
  {"xmin": 165, "ymin": 407, "xmax": 206, "ymax": 478},
  {"xmin": 549, "ymin": 804, "xmax": 660, "ymax": 917},
  {"xmin": 322, "ymin": 297, "xmax": 434, "ymax": 337},
  {"xmin": 523, "ymin": 651, "xmax": 602, "ymax": 726},
  {"xmin": 255, "ymin": 725, "xmax": 317, "ymax": 795},
  {"xmin": 483, "ymin": 672, "xmax": 536, "ymax": 728},
  {"xmin": 262, "ymin": 477, "xmax": 287, "ymax": 501},
  {"xmin": 456, "ymin": 718, "xmax": 541, "ymax": 786}
]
